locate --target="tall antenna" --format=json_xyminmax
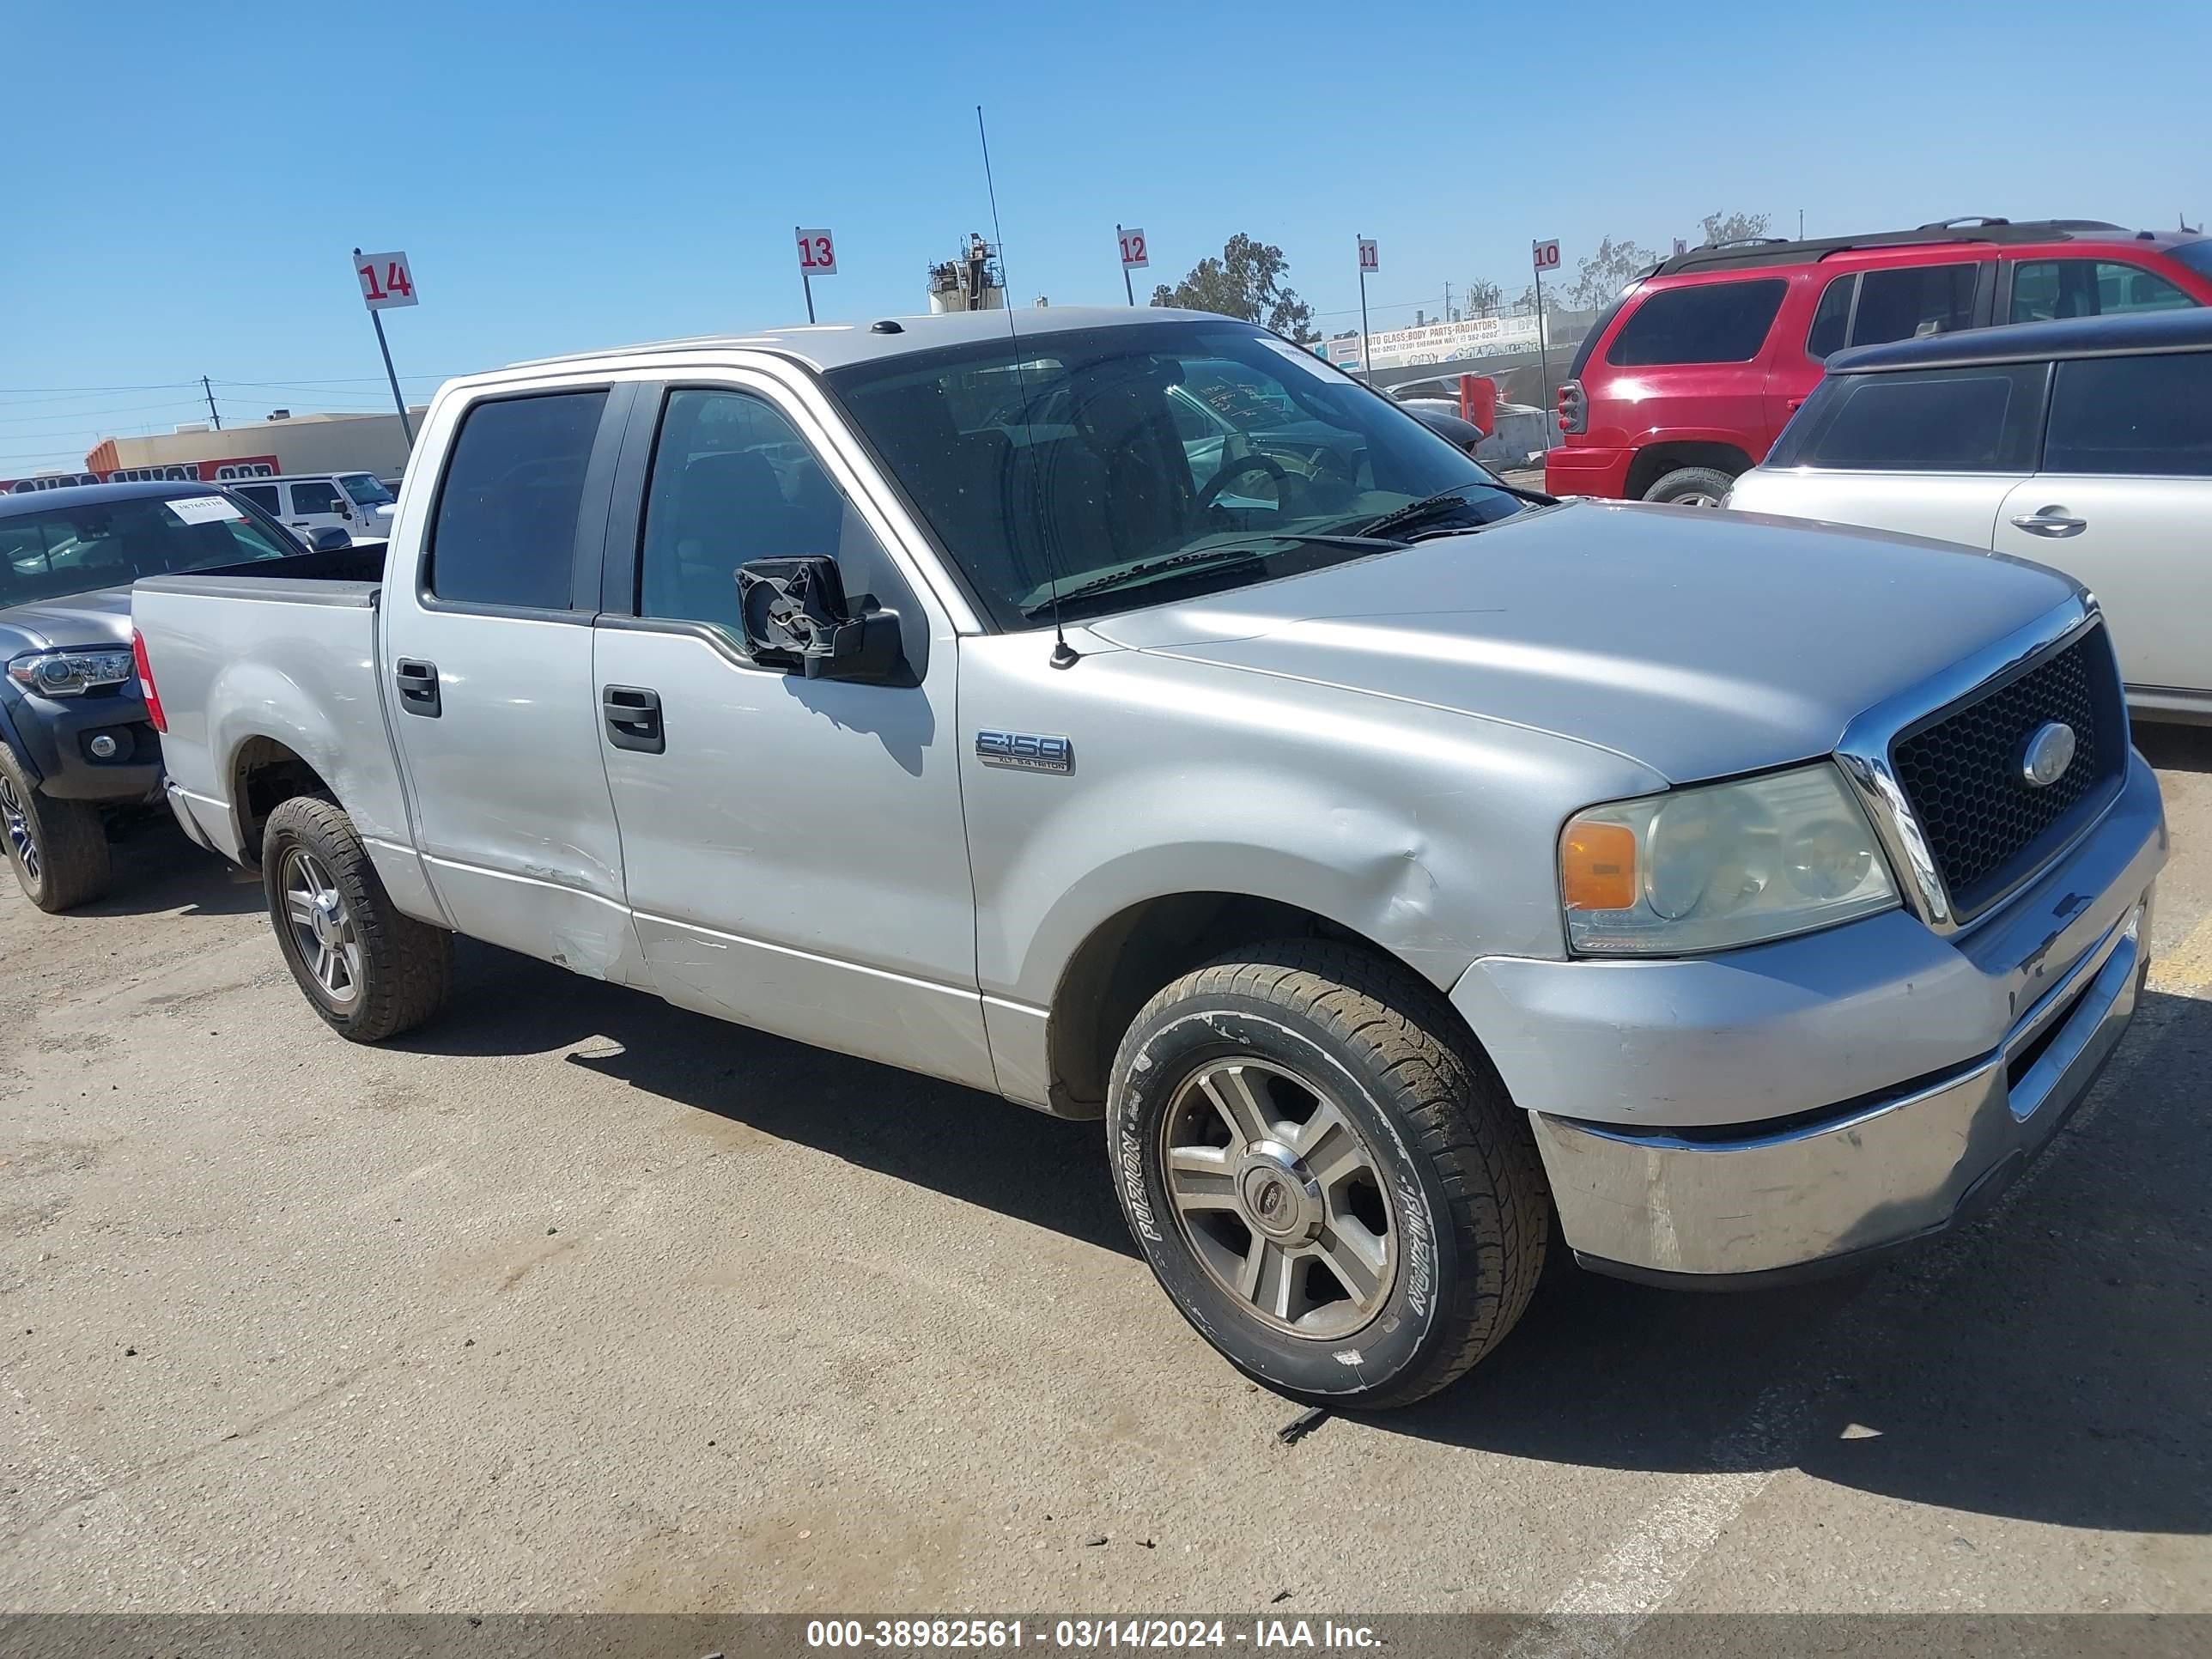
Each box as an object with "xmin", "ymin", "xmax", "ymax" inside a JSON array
[{"xmin": 977, "ymin": 103, "xmax": 1079, "ymax": 670}]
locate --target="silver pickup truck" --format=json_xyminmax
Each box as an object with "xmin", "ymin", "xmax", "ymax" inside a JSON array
[{"xmin": 132, "ymin": 307, "xmax": 2166, "ymax": 1408}]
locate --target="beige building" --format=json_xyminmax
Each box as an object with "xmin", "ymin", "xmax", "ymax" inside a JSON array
[{"xmin": 86, "ymin": 405, "xmax": 429, "ymax": 483}]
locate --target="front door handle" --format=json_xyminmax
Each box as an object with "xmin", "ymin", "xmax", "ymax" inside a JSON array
[
  {"xmin": 602, "ymin": 684, "xmax": 664, "ymax": 754},
  {"xmin": 2010, "ymin": 506, "xmax": 2087, "ymax": 538},
  {"xmin": 395, "ymin": 658, "xmax": 441, "ymax": 718}
]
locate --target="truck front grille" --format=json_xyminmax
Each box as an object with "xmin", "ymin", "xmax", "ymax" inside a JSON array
[{"xmin": 1890, "ymin": 625, "xmax": 2125, "ymax": 918}]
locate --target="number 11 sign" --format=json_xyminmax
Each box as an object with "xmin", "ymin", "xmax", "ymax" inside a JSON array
[{"xmin": 355, "ymin": 251, "xmax": 418, "ymax": 310}]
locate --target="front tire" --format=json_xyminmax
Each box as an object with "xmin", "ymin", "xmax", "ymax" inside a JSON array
[
  {"xmin": 262, "ymin": 795, "xmax": 451, "ymax": 1042},
  {"xmin": 1108, "ymin": 939, "xmax": 1548, "ymax": 1408},
  {"xmin": 0, "ymin": 746, "xmax": 111, "ymax": 913}
]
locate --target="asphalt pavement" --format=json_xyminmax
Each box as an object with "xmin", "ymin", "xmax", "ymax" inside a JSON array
[{"xmin": 2, "ymin": 728, "xmax": 2207, "ymax": 1618}]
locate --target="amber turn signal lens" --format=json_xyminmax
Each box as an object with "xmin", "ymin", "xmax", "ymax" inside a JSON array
[{"xmin": 1561, "ymin": 819, "xmax": 1639, "ymax": 912}]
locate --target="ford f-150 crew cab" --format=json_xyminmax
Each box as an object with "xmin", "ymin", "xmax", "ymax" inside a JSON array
[{"xmin": 131, "ymin": 307, "xmax": 2166, "ymax": 1407}]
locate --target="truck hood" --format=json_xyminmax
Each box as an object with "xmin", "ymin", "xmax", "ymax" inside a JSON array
[
  {"xmin": 1085, "ymin": 500, "xmax": 2080, "ymax": 784},
  {"xmin": 0, "ymin": 584, "xmax": 133, "ymax": 657}
]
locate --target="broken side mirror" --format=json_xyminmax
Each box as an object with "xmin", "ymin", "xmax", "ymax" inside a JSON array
[{"xmin": 736, "ymin": 555, "xmax": 903, "ymax": 684}]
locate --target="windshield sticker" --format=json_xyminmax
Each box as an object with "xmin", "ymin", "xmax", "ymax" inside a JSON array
[
  {"xmin": 163, "ymin": 495, "xmax": 246, "ymax": 525},
  {"xmin": 1256, "ymin": 338, "xmax": 1343, "ymax": 378}
]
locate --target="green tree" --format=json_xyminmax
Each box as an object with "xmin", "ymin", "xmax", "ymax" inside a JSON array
[
  {"xmin": 1697, "ymin": 210, "xmax": 1773, "ymax": 247},
  {"xmin": 1568, "ymin": 235, "xmax": 1662, "ymax": 311},
  {"xmin": 1152, "ymin": 234, "xmax": 1318, "ymax": 343},
  {"xmin": 1462, "ymin": 276, "xmax": 1503, "ymax": 316}
]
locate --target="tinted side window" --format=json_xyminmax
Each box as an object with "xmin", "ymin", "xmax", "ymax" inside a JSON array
[
  {"xmin": 638, "ymin": 388, "xmax": 901, "ymax": 635},
  {"xmin": 1605, "ymin": 279, "xmax": 1787, "ymax": 367},
  {"xmin": 427, "ymin": 391, "xmax": 607, "ymax": 608},
  {"xmin": 1780, "ymin": 365, "xmax": 2045, "ymax": 471},
  {"xmin": 234, "ymin": 483, "xmax": 280, "ymax": 514},
  {"xmin": 288, "ymin": 480, "xmax": 342, "ymax": 515},
  {"xmin": 2010, "ymin": 258, "xmax": 2197, "ymax": 322},
  {"xmin": 1849, "ymin": 263, "xmax": 1978, "ymax": 347},
  {"xmin": 2045, "ymin": 352, "xmax": 2212, "ymax": 477},
  {"xmin": 1806, "ymin": 275, "xmax": 1854, "ymax": 360}
]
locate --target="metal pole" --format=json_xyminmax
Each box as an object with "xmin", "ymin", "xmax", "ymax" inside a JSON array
[
  {"xmin": 201, "ymin": 375, "xmax": 222, "ymax": 431},
  {"xmin": 796, "ymin": 226, "xmax": 816, "ymax": 324},
  {"xmin": 1533, "ymin": 264, "xmax": 1552, "ymax": 447},
  {"xmin": 1118, "ymin": 227, "xmax": 1134, "ymax": 306},
  {"xmin": 370, "ymin": 311, "xmax": 414, "ymax": 447},
  {"xmin": 1358, "ymin": 242, "xmax": 1372, "ymax": 385}
]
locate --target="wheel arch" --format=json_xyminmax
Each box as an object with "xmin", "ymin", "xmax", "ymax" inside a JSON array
[
  {"xmin": 227, "ymin": 733, "xmax": 335, "ymax": 867},
  {"xmin": 1624, "ymin": 438, "xmax": 1756, "ymax": 501},
  {"xmin": 1043, "ymin": 889, "xmax": 1486, "ymax": 1120}
]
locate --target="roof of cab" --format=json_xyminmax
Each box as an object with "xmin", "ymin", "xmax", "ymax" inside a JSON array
[
  {"xmin": 0, "ymin": 479, "xmax": 239, "ymax": 519},
  {"xmin": 1826, "ymin": 307, "xmax": 2212, "ymax": 374},
  {"xmin": 497, "ymin": 305, "xmax": 1230, "ymax": 376}
]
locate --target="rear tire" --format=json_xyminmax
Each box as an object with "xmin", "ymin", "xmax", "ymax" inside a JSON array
[
  {"xmin": 1642, "ymin": 465, "xmax": 1735, "ymax": 507},
  {"xmin": 1108, "ymin": 939, "xmax": 1549, "ymax": 1408},
  {"xmin": 0, "ymin": 746, "xmax": 111, "ymax": 913},
  {"xmin": 262, "ymin": 795, "xmax": 450, "ymax": 1042}
]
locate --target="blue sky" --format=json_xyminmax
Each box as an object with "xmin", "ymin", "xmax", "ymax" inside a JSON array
[{"xmin": 5, "ymin": 0, "xmax": 2206, "ymax": 473}]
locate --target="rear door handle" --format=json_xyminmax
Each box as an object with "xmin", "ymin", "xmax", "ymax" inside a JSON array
[
  {"xmin": 395, "ymin": 658, "xmax": 441, "ymax": 718},
  {"xmin": 2010, "ymin": 507, "xmax": 2087, "ymax": 538},
  {"xmin": 602, "ymin": 684, "xmax": 664, "ymax": 754}
]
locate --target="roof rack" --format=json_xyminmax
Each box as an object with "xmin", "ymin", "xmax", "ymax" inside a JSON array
[{"xmin": 1649, "ymin": 218, "xmax": 2133, "ymax": 277}]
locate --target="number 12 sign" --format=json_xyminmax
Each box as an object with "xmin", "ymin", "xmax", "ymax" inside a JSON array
[
  {"xmin": 1118, "ymin": 228, "xmax": 1148, "ymax": 270},
  {"xmin": 356, "ymin": 251, "xmax": 418, "ymax": 310},
  {"xmin": 796, "ymin": 228, "xmax": 838, "ymax": 276}
]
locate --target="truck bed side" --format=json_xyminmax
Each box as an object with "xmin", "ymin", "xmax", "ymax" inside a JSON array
[{"xmin": 131, "ymin": 571, "xmax": 442, "ymax": 926}]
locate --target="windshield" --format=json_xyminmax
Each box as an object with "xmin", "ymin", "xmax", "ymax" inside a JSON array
[
  {"xmin": 341, "ymin": 473, "xmax": 396, "ymax": 507},
  {"xmin": 0, "ymin": 494, "xmax": 295, "ymax": 607},
  {"xmin": 828, "ymin": 319, "xmax": 1521, "ymax": 627}
]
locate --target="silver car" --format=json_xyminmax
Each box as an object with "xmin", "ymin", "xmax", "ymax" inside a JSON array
[{"xmin": 1728, "ymin": 307, "xmax": 2212, "ymax": 724}]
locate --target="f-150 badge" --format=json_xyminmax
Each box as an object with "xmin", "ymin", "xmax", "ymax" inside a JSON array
[{"xmin": 975, "ymin": 731, "xmax": 1073, "ymax": 773}]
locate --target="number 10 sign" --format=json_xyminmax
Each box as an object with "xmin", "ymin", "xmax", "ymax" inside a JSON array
[{"xmin": 355, "ymin": 251, "xmax": 418, "ymax": 310}]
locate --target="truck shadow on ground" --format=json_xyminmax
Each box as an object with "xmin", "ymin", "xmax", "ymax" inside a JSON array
[
  {"xmin": 69, "ymin": 821, "xmax": 264, "ymax": 918},
  {"xmin": 401, "ymin": 936, "xmax": 2210, "ymax": 1540}
]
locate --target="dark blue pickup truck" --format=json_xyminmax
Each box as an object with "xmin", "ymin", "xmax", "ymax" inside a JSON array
[{"xmin": 0, "ymin": 480, "xmax": 361, "ymax": 910}]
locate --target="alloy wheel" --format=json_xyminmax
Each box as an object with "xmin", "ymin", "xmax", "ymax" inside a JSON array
[
  {"xmin": 1158, "ymin": 1058, "xmax": 1398, "ymax": 1339},
  {"xmin": 0, "ymin": 775, "xmax": 38, "ymax": 884},
  {"xmin": 281, "ymin": 848, "xmax": 363, "ymax": 1008}
]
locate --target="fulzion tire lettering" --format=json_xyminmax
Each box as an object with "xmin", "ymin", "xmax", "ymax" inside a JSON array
[{"xmin": 1106, "ymin": 939, "xmax": 1548, "ymax": 1408}]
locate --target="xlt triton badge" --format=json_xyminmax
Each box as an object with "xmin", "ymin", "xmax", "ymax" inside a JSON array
[{"xmin": 975, "ymin": 731, "xmax": 1073, "ymax": 774}]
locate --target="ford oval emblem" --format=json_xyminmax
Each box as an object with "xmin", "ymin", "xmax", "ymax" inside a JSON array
[{"xmin": 2021, "ymin": 721, "xmax": 2077, "ymax": 789}]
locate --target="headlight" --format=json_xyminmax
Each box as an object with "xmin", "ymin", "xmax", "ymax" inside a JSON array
[
  {"xmin": 1559, "ymin": 763, "xmax": 1898, "ymax": 956},
  {"xmin": 6, "ymin": 647, "xmax": 137, "ymax": 698}
]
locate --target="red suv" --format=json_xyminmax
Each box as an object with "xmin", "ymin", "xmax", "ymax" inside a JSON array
[{"xmin": 1545, "ymin": 217, "xmax": 2212, "ymax": 504}]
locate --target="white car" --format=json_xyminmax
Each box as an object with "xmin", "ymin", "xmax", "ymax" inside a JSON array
[
  {"xmin": 1728, "ymin": 308, "xmax": 2211, "ymax": 723},
  {"xmin": 225, "ymin": 472, "xmax": 398, "ymax": 547}
]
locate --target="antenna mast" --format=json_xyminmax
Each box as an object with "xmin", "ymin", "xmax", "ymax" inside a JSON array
[{"xmin": 977, "ymin": 104, "xmax": 1078, "ymax": 670}]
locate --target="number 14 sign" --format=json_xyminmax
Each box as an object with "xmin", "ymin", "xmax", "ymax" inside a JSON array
[{"xmin": 355, "ymin": 252, "xmax": 418, "ymax": 310}]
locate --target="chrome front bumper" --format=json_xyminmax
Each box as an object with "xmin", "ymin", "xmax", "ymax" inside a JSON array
[{"xmin": 1533, "ymin": 895, "xmax": 2148, "ymax": 1283}]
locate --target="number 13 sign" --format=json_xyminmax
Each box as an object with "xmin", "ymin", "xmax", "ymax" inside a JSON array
[
  {"xmin": 355, "ymin": 251, "xmax": 418, "ymax": 310},
  {"xmin": 795, "ymin": 228, "xmax": 838, "ymax": 276}
]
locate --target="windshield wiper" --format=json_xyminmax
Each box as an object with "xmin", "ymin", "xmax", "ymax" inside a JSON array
[
  {"xmin": 1020, "ymin": 532, "xmax": 1401, "ymax": 618},
  {"xmin": 1354, "ymin": 480, "xmax": 1513, "ymax": 541}
]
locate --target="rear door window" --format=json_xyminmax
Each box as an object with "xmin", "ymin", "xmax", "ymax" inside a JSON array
[
  {"xmin": 1806, "ymin": 276, "xmax": 1854, "ymax": 360},
  {"xmin": 2010, "ymin": 258, "xmax": 2197, "ymax": 322},
  {"xmin": 1604, "ymin": 279, "xmax": 1788, "ymax": 366},
  {"xmin": 427, "ymin": 390, "xmax": 609, "ymax": 609},
  {"xmin": 2043, "ymin": 351, "xmax": 2212, "ymax": 476},
  {"xmin": 1847, "ymin": 264, "xmax": 1978, "ymax": 347},
  {"xmin": 233, "ymin": 483, "xmax": 281, "ymax": 514},
  {"xmin": 1773, "ymin": 364, "xmax": 2046, "ymax": 471}
]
